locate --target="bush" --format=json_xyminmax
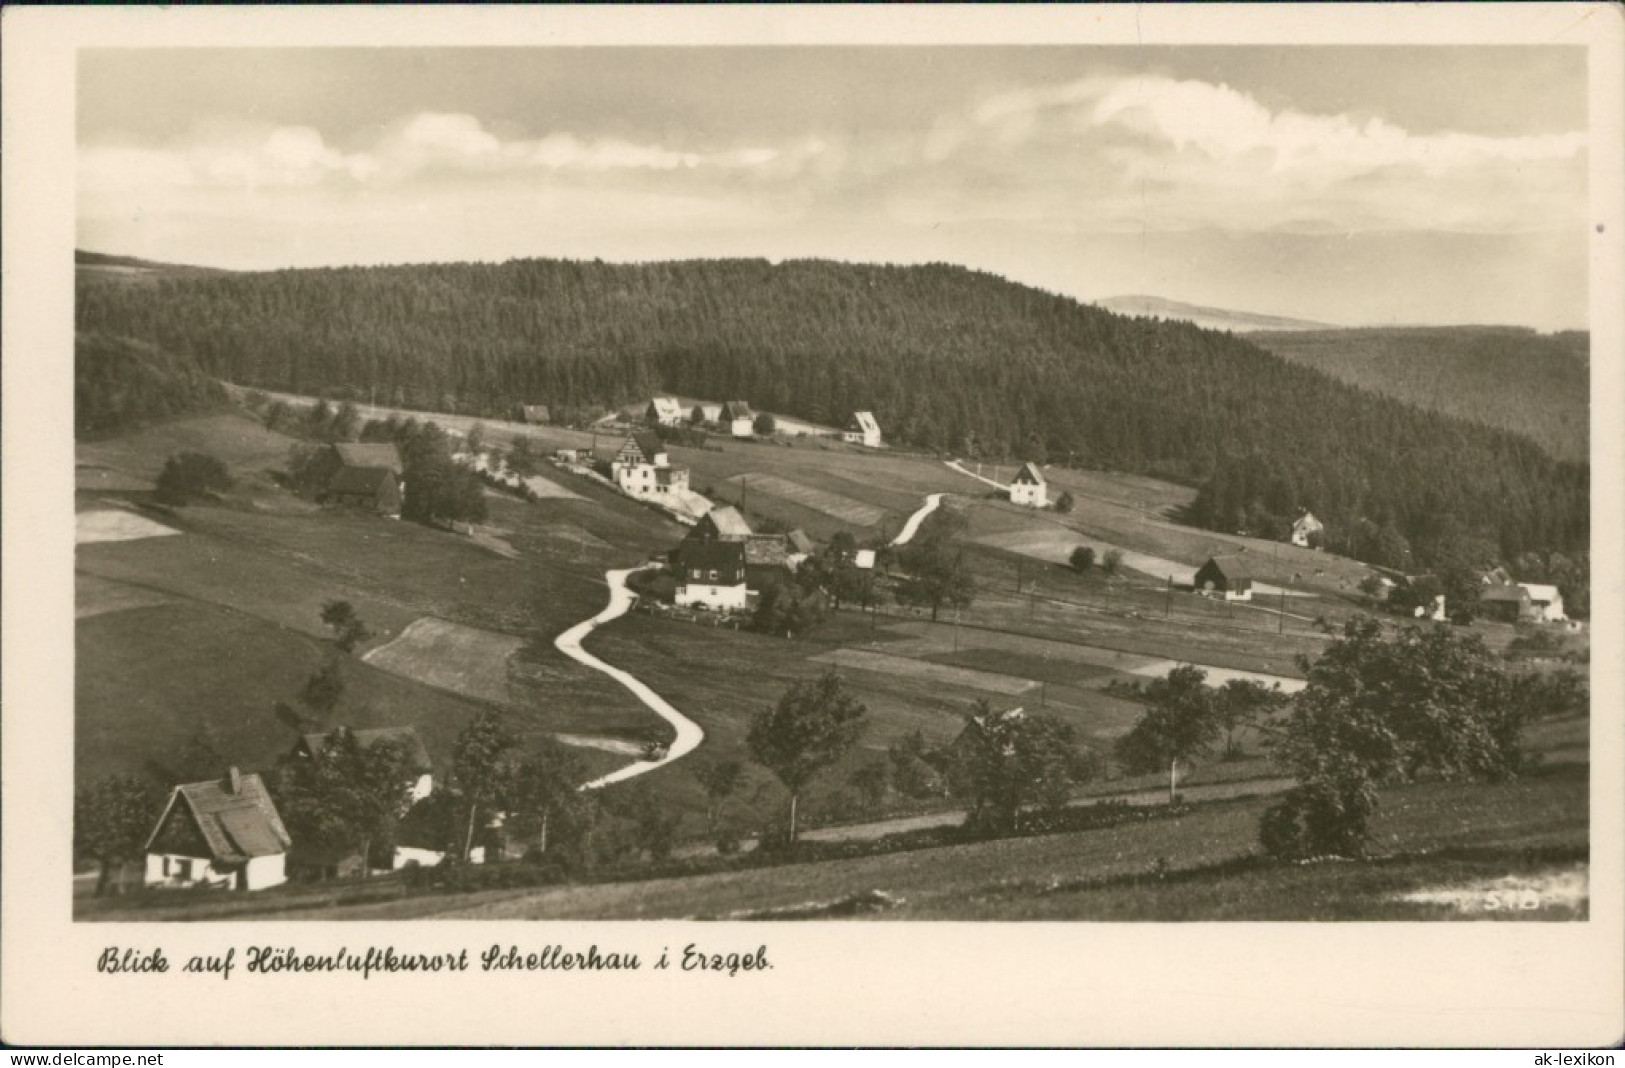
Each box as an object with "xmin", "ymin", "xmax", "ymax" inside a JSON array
[
  {"xmin": 1102, "ymin": 548, "xmax": 1123, "ymax": 575},
  {"xmin": 1054, "ymin": 491, "xmax": 1075, "ymax": 514},
  {"xmin": 155, "ymin": 451, "xmax": 232, "ymax": 505},
  {"xmin": 1258, "ymin": 780, "xmax": 1377, "ymax": 861},
  {"xmin": 1069, "ymin": 545, "xmax": 1096, "ymax": 573}
]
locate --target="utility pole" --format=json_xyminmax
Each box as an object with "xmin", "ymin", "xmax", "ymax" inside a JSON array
[
  {"xmin": 1165, "ymin": 575, "xmax": 1173, "ymax": 617},
  {"xmin": 1279, "ymin": 585, "xmax": 1288, "ymax": 635}
]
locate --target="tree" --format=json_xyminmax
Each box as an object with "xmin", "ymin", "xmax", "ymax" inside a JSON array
[
  {"xmin": 752, "ymin": 581, "xmax": 825, "ymax": 638},
  {"xmin": 691, "ymin": 759, "xmax": 745, "ymax": 835},
  {"xmin": 1260, "ymin": 618, "xmax": 1529, "ymax": 860},
  {"xmin": 332, "ymin": 401, "xmax": 362, "ymax": 442},
  {"xmin": 848, "ymin": 760, "xmax": 891, "ymax": 813},
  {"xmin": 1113, "ymin": 664, "xmax": 1220, "ymax": 803},
  {"xmin": 74, "ymin": 775, "xmax": 158, "ymax": 896},
  {"xmin": 320, "ymin": 600, "xmax": 372, "ymax": 653},
  {"xmin": 753, "ymin": 412, "xmax": 777, "ymax": 436},
  {"xmin": 451, "ymin": 710, "xmax": 519, "ymax": 862},
  {"xmin": 276, "ymin": 732, "xmax": 418, "ymax": 877},
  {"xmin": 154, "ymin": 452, "xmax": 232, "ymax": 505},
  {"xmin": 1101, "ymin": 548, "xmax": 1124, "ymax": 575},
  {"xmin": 503, "ymin": 739, "xmax": 594, "ymax": 865},
  {"xmin": 465, "ymin": 422, "xmax": 487, "ymax": 454},
  {"xmin": 401, "ymin": 422, "xmax": 488, "ymax": 527},
  {"xmin": 301, "ymin": 660, "xmax": 346, "ymax": 717},
  {"xmin": 900, "ymin": 540, "xmax": 976, "ymax": 621},
  {"xmin": 506, "ymin": 436, "xmax": 537, "ymax": 477},
  {"xmin": 747, "ymin": 671, "xmax": 868, "ymax": 843},
  {"xmin": 1055, "ymin": 491, "xmax": 1076, "ymax": 514},
  {"xmin": 605, "ymin": 782, "xmax": 681, "ymax": 861},
  {"xmin": 1070, "ymin": 545, "xmax": 1096, "ymax": 573},
  {"xmin": 946, "ymin": 704, "xmax": 1091, "ymax": 834},
  {"xmin": 1213, "ymin": 678, "xmax": 1284, "ymax": 760}
]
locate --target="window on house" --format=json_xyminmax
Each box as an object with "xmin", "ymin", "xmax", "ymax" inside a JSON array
[{"xmin": 708, "ymin": 570, "xmax": 718, "ymax": 581}]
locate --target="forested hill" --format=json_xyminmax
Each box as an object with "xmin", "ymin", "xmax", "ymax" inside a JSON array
[
  {"xmin": 75, "ymin": 256, "xmax": 1587, "ymax": 567},
  {"xmin": 1247, "ymin": 327, "xmax": 1589, "ymax": 463}
]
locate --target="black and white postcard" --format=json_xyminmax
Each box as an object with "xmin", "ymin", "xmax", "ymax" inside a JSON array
[{"xmin": 3, "ymin": 3, "xmax": 1622, "ymax": 1048}]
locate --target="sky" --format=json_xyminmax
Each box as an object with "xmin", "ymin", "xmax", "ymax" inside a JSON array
[{"xmin": 77, "ymin": 47, "xmax": 1591, "ymax": 329}]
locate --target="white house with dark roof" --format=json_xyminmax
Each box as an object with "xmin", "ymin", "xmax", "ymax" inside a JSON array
[
  {"xmin": 843, "ymin": 411, "xmax": 883, "ymax": 448},
  {"xmin": 144, "ymin": 768, "xmax": 292, "ymax": 892},
  {"xmin": 1009, "ymin": 462, "xmax": 1048, "ymax": 507},
  {"xmin": 645, "ymin": 397, "xmax": 685, "ymax": 427},
  {"xmin": 1291, "ymin": 512, "xmax": 1325, "ymax": 548},
  {"xmin": 720, "ymin": 400, "xmax": 755, "ymax": 437}
]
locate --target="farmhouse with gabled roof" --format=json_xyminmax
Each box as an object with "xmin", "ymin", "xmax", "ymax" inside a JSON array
[
  {"xmin": 720, "ymin": 400, "xmax": 755, "ymax": 438},
  {"xmin": 843, "ymin": 411, "xmax": 882, "ymax": 448},
  {"xmin": 144, "ymin": 767, "xmax": 292, "ymax": 892},
  {"xmin": 613, "ymin": 431, "xmax": 688, "ymax": 500},
  {"xmin": 1291, "ymin": 512, "xmax": 1325, "ymax": 549},
  {"xmin": 325, "ymin": 465, "xmax": 401, "ymax": 516},
  {"xmin": 674, "ymin": 539, "xmax": 749, "ymax": 612},
  {"xmin": 1009, "ymin": 462, "xmax": 1047, "ymax": 508},
  {"xmin": 688, "ymin": 505, "xmax": 753, "ymax": 542},
  {"xmin": 645, "ymin": 397, "xmax": 685, "ymax": 427},
  {"xmin": 1194, "ymin": 555, "xmax": 1253, "ymax": 601}
]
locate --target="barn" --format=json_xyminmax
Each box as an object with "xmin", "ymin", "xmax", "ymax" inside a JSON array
[
  {"xmin": 1194, "ymin": 555, "xmax": 1254, "ymax": 601},
  {"xmin": 325, "ymin": 465, "xmax": 402, "ymax": 516}
]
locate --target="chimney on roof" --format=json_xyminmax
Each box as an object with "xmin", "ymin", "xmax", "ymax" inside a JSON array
[{"xmin": 226, "ymin": 766, "xmax": 242, "ymax": 795}]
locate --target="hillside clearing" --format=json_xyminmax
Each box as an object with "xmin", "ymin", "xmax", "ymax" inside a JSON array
[
  {"xmin": 362, "ymin": 617, "xmax": 524, "ymax": 706},
  {"xmin": 723, "ymin": 473, "xmax": 888, "ymax": 527},
  {"xmin": 76, "ymin": 508, "xmax": 181, "ymax": 544},
  {"xmin": 808, "ymin": 648, "xmax": 1039, "ymax": 696}
]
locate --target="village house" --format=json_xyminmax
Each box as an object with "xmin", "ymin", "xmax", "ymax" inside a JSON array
[
  {"xmin": 691, "ymin": 402, "xmax": 723, "ymax": 425},
  {"xmin": 612, "ymin": 431, "xmax": 689, "ymax": 501},
  {"xmin": 313, "ymin": 442, "xmax": 405, "ymax": 517},
  {"xmin": 292, "ymin": 725, "xmax": 435, "ymax": 803},
  {"xmin": 519, "ymin": 404, "xmax": 550, "ymax": 425},
  {"xmin": 842, "ymin": 411, "xmax": 883, "ymax": 448},
  {"xmin": 1194, "ymin": 555, "xmax": 1253, "ymax": 601},
  {"xmin": 1480, "ymin": 582, "xmax": 1566, "ymax": 624},
  {"xmin": 144, "ymin": 767, "xmax": 292, "ymax": 892},
  {"xmin": 744, "ymin": 534, "xmax": 795, "ymax": 592},
  {"xmin": 645, "ymin": 397, "xmax": 685, "ymax": 427},
  {"xmin": 720, "ymin": 400, "xmax": 755, "ymax": 438},
  {"xmin": 325, "ymin": 464, "xmax": 402, "ymax": 517},
  {"xmin": 688, "ymin": 505, "xmax": 753, "ymax": 542},
  {"xmin": 1291, "ymin": 512, "xmax": 1325, "ymax": 549},
  {"xmin": 1009, "ymin": 462, "xmax": 1048, "ymax": 508},
  {"xmin": 674, "ymin": 539, "xmax": 749, "ymax": 612}
]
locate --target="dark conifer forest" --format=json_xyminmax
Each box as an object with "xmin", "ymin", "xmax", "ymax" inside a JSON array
[{"xmin": 75, "ymin": 256, "xmax": 1587, "ymax": 573}]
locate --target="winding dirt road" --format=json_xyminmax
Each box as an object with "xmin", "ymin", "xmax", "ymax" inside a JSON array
[
  {"xmin": 891, "ymin": 493, "xmax": 945, "ymax": 546},
  {"xmin": 554, "ymin": 565, "xmax": 705, "ymax": 789}
]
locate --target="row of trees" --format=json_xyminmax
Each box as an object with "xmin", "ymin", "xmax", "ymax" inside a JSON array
[{"xmin": 77, "ymin": 257, "xmax": 1587, "ymax": 574}]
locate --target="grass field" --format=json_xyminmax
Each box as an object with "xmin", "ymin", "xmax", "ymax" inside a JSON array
[
  {"xmin": 722, "ymin": 473, "xmax": 889, "ymax": 528},
  {"xmin": 809, "ymin": 648, "xmax": 1039, "ymax": 696},
  {"xmin": 136, "ymin": 762, "xmax": 1583, "ymax": 922},
  {"xmin": 363, "ymin": 617, "xmax": 525, "ymax": 706},
  {"xmin": 75, "ymin": 508, "xmax": 181, "ymax": 544}
]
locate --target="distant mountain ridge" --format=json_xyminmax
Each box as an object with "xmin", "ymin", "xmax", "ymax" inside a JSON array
[
  {"xmin": 1246, "ymin": 325, "xmax": 1589, "ymax": 463},
  {"xmin": 1095, "ymin": 295, "xmax": 1334, "ymax": 333}
]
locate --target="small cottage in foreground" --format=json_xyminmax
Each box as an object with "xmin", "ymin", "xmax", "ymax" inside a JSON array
[{"xmin": 144, "ymin": 768, "xmax": 291, "ymax": 892}]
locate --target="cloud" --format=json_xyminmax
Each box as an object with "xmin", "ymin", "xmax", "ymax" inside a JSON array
[
  {"xmin": 909, "ymin": 74, "xmax": 1587, "ymax": 235},
  {"xmin": 80, "ymin": 112, "xmax": 817, "ymax": 195}
]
